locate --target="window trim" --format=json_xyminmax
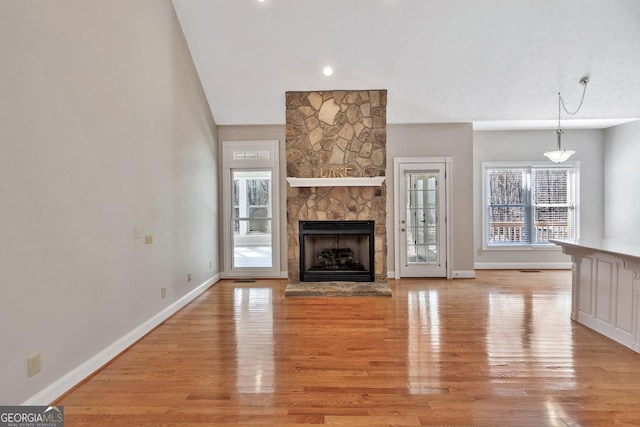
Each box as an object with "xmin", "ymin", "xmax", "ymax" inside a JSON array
[{"xmin": 482, "ymin": 161, "xmax": 580, "ymax": 250}]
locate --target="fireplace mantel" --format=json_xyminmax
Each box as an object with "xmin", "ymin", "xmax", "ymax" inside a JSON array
[{"xmin": 286, "ymin": 177, "xmax": 385, "ymax": 187}]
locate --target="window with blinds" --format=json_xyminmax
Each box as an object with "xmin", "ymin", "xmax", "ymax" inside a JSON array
[{"xmin": 484, "ymin": 164, "xmax": 577, "ymax": 246}]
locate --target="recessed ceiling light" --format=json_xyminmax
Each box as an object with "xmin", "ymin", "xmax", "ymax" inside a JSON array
[{"xmin": 322, "ymin": 66, "xmax": 334, "ymax": 77}]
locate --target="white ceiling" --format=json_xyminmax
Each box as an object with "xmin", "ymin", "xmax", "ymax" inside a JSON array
[{"xmin": 172, "ymin": 0, "xmax": 640, "ymax": 129}]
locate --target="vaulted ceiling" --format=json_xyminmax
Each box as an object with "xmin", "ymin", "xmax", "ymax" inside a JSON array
[{"xmin": 172, "ymin": 0, "xmax": 640, "ymax": 129}]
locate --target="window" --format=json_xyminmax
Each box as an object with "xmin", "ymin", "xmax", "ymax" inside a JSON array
[{"xmin": 484, "ymin": 163, "xmax": 577, "ymax": 246}]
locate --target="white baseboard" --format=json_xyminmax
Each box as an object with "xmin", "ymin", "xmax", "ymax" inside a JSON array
[
  {"xmin": 22, "ymin": 273, "xmax": 221, "ymax": 406},
  {"xmin": 453, "ymin": 270, "xmax": 476, "ymax": 279},
  {"xmin": 221, "ymin": 271, "xmax": 287, "ymax": 279},
  {"xmin": 388, "ymin": 271, "xmax": 474, "ymax": 279},
  {"xmin": 474, "ymin": 262, "xmax": 572, "ymax": 270}
]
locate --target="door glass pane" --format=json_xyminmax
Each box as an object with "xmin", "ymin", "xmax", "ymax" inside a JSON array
[
  {"xmin": 232, "ymin": 170, "xmax": 272, "ymax": 268},
  {"xmin": 247, "ymin": 178, "xmax": 270, "ymax": 233},
  {"xmin": 233, "ymin": 179, "xmax": 240, "ymax": 233},
  {"xmin": 406, "ymin": 172, "xmax": 439, "ymax": 265}
]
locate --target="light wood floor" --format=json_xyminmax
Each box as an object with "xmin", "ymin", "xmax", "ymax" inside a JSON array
[{"xmin": 56, "ymin": 270, "xmax": 640, "ymax": 426}]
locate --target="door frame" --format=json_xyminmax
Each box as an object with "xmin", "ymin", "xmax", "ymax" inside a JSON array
[
  {"xmin": 221, "ymin": 140, "xmax": 281, "ymax": 278},
  {"xmin": 394, "ymin": 157, "xmax": 452, "ymax": 279}
]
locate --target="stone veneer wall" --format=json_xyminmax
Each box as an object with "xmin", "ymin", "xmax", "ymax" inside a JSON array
[{"xmin": 285, "ymin": 90, "xmax": 387, "ymax": 283}]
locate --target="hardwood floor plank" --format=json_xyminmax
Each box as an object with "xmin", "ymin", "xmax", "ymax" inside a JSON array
[
  {"xmin": 324, "ymin": 414, "xmax": 420, "ymax": 425},
  {"xmin": 55, "ymin": 270, "xmax": 640, "ymax": 425}
]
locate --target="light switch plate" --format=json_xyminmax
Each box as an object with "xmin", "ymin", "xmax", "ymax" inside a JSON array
[{"xmin": 28, "ymin": 354, "xmax": 41, "ymax": 377}]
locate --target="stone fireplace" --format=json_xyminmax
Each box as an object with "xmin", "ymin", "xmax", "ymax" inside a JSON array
[{"xmin": 286, "ymin": 90, "xmax": 387, "ymax": 283}]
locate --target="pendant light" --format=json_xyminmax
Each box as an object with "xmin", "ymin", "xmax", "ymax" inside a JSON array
[{"xmin": 544, "ymin": 77, "xmax": 589, "ymax": 163}]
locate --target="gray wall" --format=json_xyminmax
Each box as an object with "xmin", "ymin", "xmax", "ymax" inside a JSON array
[
  {"xmin": 604, "ymin": 120, "xmax": 640, "ymax": 244},
  {"xmin": 473, "ymin": 129, "xmax": 605, "ymax": 268},
  {"xmin": 217, "ymin": 125, "xmax": 288, "ymax": 273},
  {"xmin": 0, "ymin": 0, "xmax": 218, "ymax": 404},
  {"xmin": 387, "ymin": 123, "xmax": 475, "ymax": 275},
  {"xmin": 218, "ymin": 123, "xmax": 475, "ymax": 276}
]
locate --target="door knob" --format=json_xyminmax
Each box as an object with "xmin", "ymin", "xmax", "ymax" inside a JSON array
[{"xmin": 401, "ymin": 228, "xmax": 406, "ymax": 232}]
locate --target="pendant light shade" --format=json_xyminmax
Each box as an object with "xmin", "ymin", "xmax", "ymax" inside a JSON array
[
  {"xmin": 544, "ymin": 149, "xmax": 575, "ymax": 163},
  {"xmin": 544, "ymin": 129, "xmax": 575, "ymax": 163}
]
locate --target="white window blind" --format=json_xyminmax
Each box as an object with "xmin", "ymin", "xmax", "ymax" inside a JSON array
[
  {"xmin": 485, "ymin": 164, "xmax": 576, "ymax": 246},
  {"xmin": 531, "ymin": 168, "xmax": 575, "ymax": 243}
]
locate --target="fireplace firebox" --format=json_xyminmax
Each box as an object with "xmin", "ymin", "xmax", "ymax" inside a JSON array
[{"xmin": 299, "ymin": 220, "xmax": 375, "ymax": 282}]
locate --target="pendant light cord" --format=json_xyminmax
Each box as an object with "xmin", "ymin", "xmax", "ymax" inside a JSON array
[
  {"xmin": 559, "ymin": 78, "xmax": 589, "ymax": 116},
  {"xmin": 547, "ymin": 77, "xmax": 588, "ymax": 160},
  {"xmin": 557, "ymin": 93, "xmax": 562, "ymax": 130},
  {"xmin": 557, "ymin": 77, "xmax": 589, "ymax": 133}
]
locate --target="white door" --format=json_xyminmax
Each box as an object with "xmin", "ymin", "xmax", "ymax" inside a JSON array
[
  {"xmin": 398, "ymin": 162, "xmax": 447, "ymax": 277},
  {"xmin": 222, "ymin": 141, "xmax": 280, "ymax": 277}
]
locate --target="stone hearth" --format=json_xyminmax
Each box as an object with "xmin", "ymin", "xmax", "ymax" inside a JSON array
[
  {"xmin": 284, "ymin": 281, "xmax": 392, "ymax": 297},
  {"xmin": 285, "ymin": 90, "xmax": 387, "ymax": 284}
]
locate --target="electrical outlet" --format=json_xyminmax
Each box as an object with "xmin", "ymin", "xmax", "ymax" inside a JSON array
[
  {"xmin": 209, "ymin": 261, "xmax": 212, "ymax": 270},
  {"xmin": 28, "ymin": 354, "xmax": 41, "ymax": 377},
  {"xmin": 145, "ymin": 235, "xmax": 153, "ymax": 244},
  {"xmin": 187, "ymin": 273, "xmax": 192, "ymax": 282},
  {"xmin": 161, "ymin": 286, "xmax": 167, "ymax": 299}
]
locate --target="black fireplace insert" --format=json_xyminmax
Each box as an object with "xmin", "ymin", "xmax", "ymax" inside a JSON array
[{"xmin": 299, "ymin": 220, "xmax": 375, "ymax": 282}]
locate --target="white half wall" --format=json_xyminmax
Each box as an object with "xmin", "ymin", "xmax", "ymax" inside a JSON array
[
  {"xmin": 0, "ymin": 0, "xmax": 218, "ymax": 404},
  {"xmin": 473, "ymin": 129, "xmax": 604, "ymax": 268}
]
